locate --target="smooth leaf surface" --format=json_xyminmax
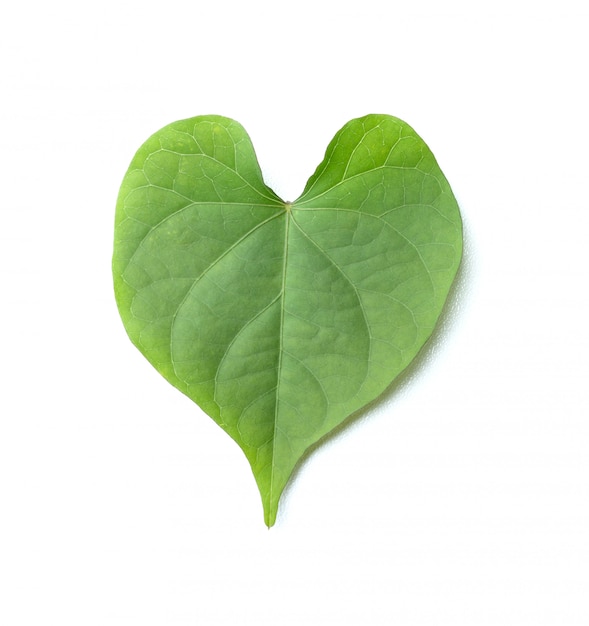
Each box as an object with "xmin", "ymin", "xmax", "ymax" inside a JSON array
[{"xmin": 113, "ymin": 114, "xmax": 462, "ymax": 526}]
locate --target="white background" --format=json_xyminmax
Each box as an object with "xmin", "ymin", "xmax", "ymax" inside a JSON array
[{"xmin": 2, "ymin": 1, "xmax": 588, "ymax": 624}]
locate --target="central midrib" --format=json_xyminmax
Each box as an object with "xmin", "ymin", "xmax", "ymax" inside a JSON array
[{"xmin": 268, "ymin": 202, "xmax": 292, "ymax": 512}]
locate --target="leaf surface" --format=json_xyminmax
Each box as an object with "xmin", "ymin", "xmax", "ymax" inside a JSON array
[{"xmin": 113, "ymin": 114, "xmax": 462, "ymax": 526}]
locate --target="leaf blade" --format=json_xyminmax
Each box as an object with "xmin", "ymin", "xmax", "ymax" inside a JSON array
[{"xmin": 113, "ymin": 113, "xmax": 462, "ymax": 526}]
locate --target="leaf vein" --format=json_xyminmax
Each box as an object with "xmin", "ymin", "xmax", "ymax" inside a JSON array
[
  {"xmin": 289, "ymin": 215, "xmax": 372, "ymax": 394},
  {"xmin": 168, "ymin": 212, "xmax": 285, "ymax": 375}
]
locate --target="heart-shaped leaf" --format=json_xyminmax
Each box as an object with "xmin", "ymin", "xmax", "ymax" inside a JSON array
[{"xmin": 112, "ymin": 114, "xmax": 462, "ymax": 526}]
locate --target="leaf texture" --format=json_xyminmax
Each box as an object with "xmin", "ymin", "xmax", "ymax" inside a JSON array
[{"xmin": 113, "ymin": 114, "xmax": 462, "ymax": 526}]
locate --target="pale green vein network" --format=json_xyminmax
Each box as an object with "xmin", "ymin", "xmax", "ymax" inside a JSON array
[
  {"xmin": 301, "ymin": 207, "xmax": 438, "ymax": 298},
  {"xmin": 121, "ymin": 200, "xmax": 281, "ymax": 277},
  {"xmin": 289, "ymin": 213, "xmax": 373, "ymax": 384},
  {"xmin": 213, "ymin": 292, "xmax": 282, "ymax": 392},
  {"xmin": 168, "ymin": 211, "xmax": 285, "ymax": 374}
]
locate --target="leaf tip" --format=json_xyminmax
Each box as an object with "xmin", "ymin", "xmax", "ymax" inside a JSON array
[{"xmin": 264, "ymin": 506, "xmax": 278, "ymax": 529}]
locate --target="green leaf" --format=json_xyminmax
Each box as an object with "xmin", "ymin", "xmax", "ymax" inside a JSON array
[{"xmin": 112, "ymin": 114, "xmax": 462, "ymax": 526}]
